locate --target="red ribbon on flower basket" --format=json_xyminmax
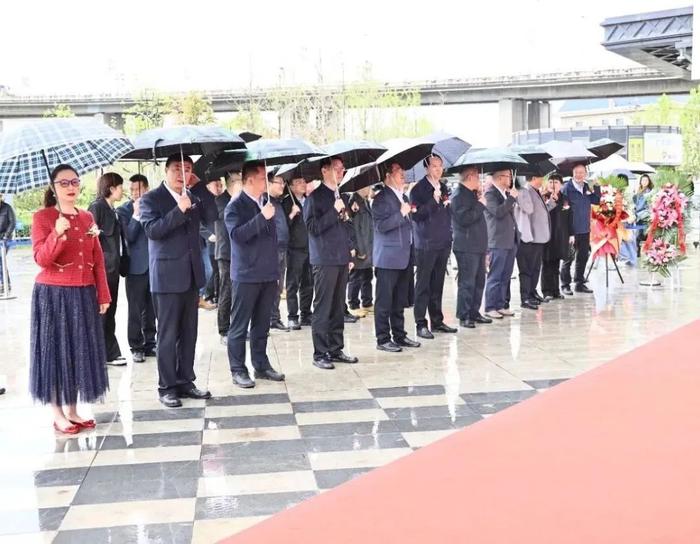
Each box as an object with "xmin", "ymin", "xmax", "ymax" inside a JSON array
[{"xmin": 590, "ymin": 190, "xmax": 628, "ymax": 259}]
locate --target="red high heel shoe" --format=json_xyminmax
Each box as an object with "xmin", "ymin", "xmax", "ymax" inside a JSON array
[
  {"xmin": 69, "ymin": 419, "xmax": 96, "ymax": 429},
  {"xmin": 53, "ymin": 422, "xmax": 81, "ymax": 435}
]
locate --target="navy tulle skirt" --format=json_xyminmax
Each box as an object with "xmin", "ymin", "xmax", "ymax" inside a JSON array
[{"xmin": 30, "ymin": 283, "xmax": 109, "ymax": 405}]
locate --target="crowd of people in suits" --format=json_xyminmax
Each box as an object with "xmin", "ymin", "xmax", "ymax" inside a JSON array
[{"xmin": 28, "ymin": 152, "xmax": 604, "ymax": 430}]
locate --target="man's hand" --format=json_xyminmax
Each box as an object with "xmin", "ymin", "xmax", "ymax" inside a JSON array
[
  {"xmin": 208, "ymin": 234, "xmax": 216, "ymax": 243},
  {"xmin": 550, "ymin": 192, "xmax": 559, "ymax": 202},
  {"xmin": 289, "ymin": 204, "xmax": 301, "ymax": 220},
  {"xmin": 350, "ymin": 249, "xmax": 357, "ymax": 258},
  {"xmin": 334, "ymin": 198, "xmax": 346, "ymax": 213},
  {"xmin": 351, "ymin": 201, "xmax": 359, "ymax": 213},
  {"xmin": 508, "ymin": 188, "xmax": 519, "ymax": 199},
  {"xmin": 132, "ymin": 198, "xmax": 141, "ymax": 219},
  {"xmin": 178, "ymin": 193, "xmax": 192, "ymax": 213},
  {"xmin": 261, "ymin": 202, "xmax": 275, "ymax": 220},
  {"xmin": 400, "ymin": 202, "xmax": 411, "ymax": 217},
  {"xmin": 569, "ymin": 235, "xmax": 575, "ymax": 245},
  {"xmin": 55, "ymin": 216, "xmax": 70, "ymax": 236},
  {"xmin": 99, "ymin": 303, "xmax": 110, "ymax": 315}
]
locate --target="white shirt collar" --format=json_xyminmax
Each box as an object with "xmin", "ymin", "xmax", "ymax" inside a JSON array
[
  {"xmin": 572, "ymin": 180, "xmax": 585, "ymax": 193},
  {"xmin": 164, "ymin": 181, "xmax": 183, "ymax": 203},
  {"xmin": 495, "ymin": 185, "xmax": 508, "ymax": 200},
  {"xmin": 387, "ymin": 184, "xmax": 404, "ymax": 203}
]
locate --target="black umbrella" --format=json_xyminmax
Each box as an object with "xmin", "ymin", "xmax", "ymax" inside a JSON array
[
  {"xmin": 405, "ymin": 132, "xmax": 471, "ymax": 183},
  {"xmin": 508, "ymin": 144, "xmax": 556, "ymax": 177},
  {"xmin": 121, "ymin": 125, "xmax": 246, "ymax": 161},
  {"xmin": 244, "ymin": 138, "xmax": 325, "ymax": 166},
  {"xmin": 540, "ymin": 140, "xmax": 597, "ymax": 177},
  {"xmin": 194, "ymin": 149, "xmax": 247, "ymax": 181},
  {"xmin": 445, "ymin": 148, "xmax": 529, "ymax": 175},
  {"xmin": 587, "ymin": 138, "xmax": 624, "ymax": 160}
]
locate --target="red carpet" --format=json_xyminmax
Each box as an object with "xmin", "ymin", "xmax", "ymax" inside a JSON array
[{"xmin": 222, "ymin": 320, "xmax": 700, "ymax": 544}]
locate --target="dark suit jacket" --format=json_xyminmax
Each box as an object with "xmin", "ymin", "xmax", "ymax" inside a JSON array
[
  {"xmin": 225, "ymin": 191, "xmax": 278, "ymax": 283},
  {"xmin": 372, "ymin": 187, "xmax": 412, "ymax": 270},
  {"xmin": 116, "ymin": 200, "xmax": 149, "ymax": 275},
  {"xmin": 303, "ymin": 183, "xmax": 351, "ymax": 266},
  {"xmin": 282, "ymin": 194, "xmax": 308, "ymax": 251},
  {"xmin": 560, "ymin": 181, "xmax": 601, "ymax": 235},
  {"xmin": 409, "ymin": 176, "xmax": 452, "ymax": 251},
  {"xmin": 139, "ymin": 182, "xmax": 217, "ymax": 293},
  {"xmin": 451, "ymin": 184, "xmax": 487, "ymax": 254},
  {"xmin": 88, "ymin": 197, "xmax": 121, "ymax": 275},
  {"xmin": 215, "ymin": 192, "xmax": 231, "ymax": 261},
  {"xmin": 484, "ymin": 185, "xmax": 519, "ymax": 250}
]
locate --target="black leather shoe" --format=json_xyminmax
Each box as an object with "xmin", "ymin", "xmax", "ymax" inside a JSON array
[
  {"xmin": 553, "ymin": 294, "xmax": 566, "ymax": 299},
  {"xmin": 232, "ymin": 372, "xmax": 255, "ymax": 388},
  {"xmin": 144, "ymin": 349, "xmax": 157, "ymax": 357},
  {"xmin": 432, "ymin": 323, "xmax": 457, "ymax": 333},
  {"xmin": 395, "ymin": 337, "xmax": 421, "ymax": 348},
  {"xmin": 313, "ymin": 357, "xmax": 335, "ymax": 370},
  {"xmin": 575, "ymin": 285, "xmax": 594, "ymax": 293},
  {"xmin": 460, "ymin": 319, "xmax": 476, "ymax": 328},
  {"xmin": 328, "ymin": 351, "xmax": 358, "ymax": 364},
  {"xmin": 377, "ymin": 341, "xmax": 402, "ymax": 353},
  {"xmin": 416, "ymin": 326, "xmax": 434, "ymax": 339},
  {"xmin": 472, "ymin": 314, "xmax": 492, "ymax": 324},
  {"xmin": 521, "ymin": 301, "xmax": 538, "ymax": 310},
  {"xmin": 532, "ymin": 292, "xmax": 548, "ymax": 303},
  {"xmin": 529, "ymin": 298, "xmax": 541, "ymax": 305},
  {"xmin": 288, "ymin": 319, "xmax": 301, "ymax": 331},
  {"xmin": 254, "ymin": 368, "xmax": 286, "ymax": 381},
  {"xmin": 178, "ymin": 387, "xmax": 212, "ymax": 400},
  {"xmin": 132, "ymin": 351, "xmax": 145, "ymax": 363},
  {"xmin": 270, "ymin": 320, "xmax": 290, "ymax": 332},
  {"xmin": 300, "ymin": 316, "xmax": 313, "ymax": 326},
  {"xmin": 159, "ymin": 393, "xmax": 182, "ymax": 408},
  {"xmin": 561, "ymin": 285, "xmax": 573, "ymax": 296},
  {"xmin": 344, "ymin": 314, "xmax": 359, "ymax": 323}
]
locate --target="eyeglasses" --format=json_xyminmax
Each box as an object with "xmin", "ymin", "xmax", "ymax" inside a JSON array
[{"xmin": 54, "ymin": 178, "xmax": 81, "ymax": 188}]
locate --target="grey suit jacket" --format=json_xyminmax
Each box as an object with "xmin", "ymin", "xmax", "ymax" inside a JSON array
[
  {"xmin": 484, "ymin": 185, "xmax": 518, "ymax": 250},
  {"xmin": 515, "ymin": 184, "xmax": 554, "ymax": 244}
]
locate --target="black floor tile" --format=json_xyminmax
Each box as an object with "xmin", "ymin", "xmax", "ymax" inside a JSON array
[
  {"xmin": 384, "ymin": 404, "xmax": 481, "ymax": 420},
  {"xmin": 195, "ymin": 491, "xmax": 318, "ymax": 520},
  {"xmin": 313, "ymin": 467, "xmax": 373, "ymax": 489},
  {"xmin": 524, "ymin": 378, "xmax": 569, "ymax": 389},
  {"xmin": 99, "ymin": 431, "xmax": 202, "ymax": 450},
  {"xmin": 461, "ymin": 390, "xmax": 538, "ymax": 404},
  {"xmin": 201, "ymin": 439, "xmax": 308, "ymax": 460},
  {"xmin": 299, "ymin": 420, "xmax": 399, "ymax": 438},
  {"xmin": 393, "ymin": 414, "xmax": 482, "ymax": 432},
  {"xmin": 292, "ymin": 399, "xmax": 379, "ymax": 413},
  {"xmin": 304, "ymin": 432, "xmax": 409, "ymax": 453},
  {"xmin": 207, "ymin": 393, "xmax": 290, "ymax": 406},
  {"xmin": 368, "ymin": 385, "xmax": 446, "ymax": 398},
  {"xmin": 54, "ymin": 523, "xmax": 193, "ymax": 544},
  {"xmin": 200, "ymin": 453, "xmax": 311, "ymax": 476},
  {"xmin": 205, "ymin": 413, "xmax": 297, "ymax": 429}
]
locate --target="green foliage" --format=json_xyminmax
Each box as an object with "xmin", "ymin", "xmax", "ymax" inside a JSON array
[
  {"xmin": 43, "ymin": 104, "xmax": 75, "ymax": 118},
  {"xmin": 124, "ymin": 90, "xmax": 175, "ymax": 135},
  {"xmin": 633, "ymin": 94, "xmax": 681, "ymax": 125},
  {"xmin": 654, "ymin": 167, "xmax": 694, "ymax": 197},
  {"xmin": 593, "ymin": 174, "xmax": 629, "ymax": 192},
  {"xmin": 222, "ymin": 104, "xmax": 276, "ymax": 138},
  {"xmin": 679, "ymin": 87, "xmax": 700, "ymax": 180},
  {"xmin": 172, "ymin": 92, "xmax": 215, "ymax": 125}
]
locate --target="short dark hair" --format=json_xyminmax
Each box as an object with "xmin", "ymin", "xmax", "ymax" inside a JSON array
[
  {"xmin": 97, "ymin": 172, "xmax": 124, "ymax": 199},
  {"xmin": 242, "ymin": 161, "xmax": 265, "ymax": 182},
  {"xmin": 423, "ymin": 153, "xmax": 443, "ymax": 168},
  {"xmin": 129, "ymin": 174, "xmax": 149, "ymax": 187},
  {"xmin": 548, "ymin": 173, "xmax": 563, "ymax": 183},
  {"xmin": 319, "ymin": 157, "xmax": 333, "ymax": 171},
  {"xmin": 165, "ymin": 153, "xmax": 194, "ymax": 169},
  {"xmin": 571, "ymin": 162, "xmax": 588, "ymax": 171},
  {"xmin": 44, "ymin": 164, "xmax": 78, "ymax": 207}
]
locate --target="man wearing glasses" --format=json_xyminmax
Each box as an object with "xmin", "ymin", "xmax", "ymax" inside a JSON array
[
  {"xmin": 268, "ymin": 173, "xmax": 290, "ymax": 332},
  {"xmin": 303, "ymin": 157, "xmax": 358, "ymax": 370}
]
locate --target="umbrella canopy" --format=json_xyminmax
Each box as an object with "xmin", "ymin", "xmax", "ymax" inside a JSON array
[
  {"xmin": 587, "ymin": 138, "xmax": 624, "ymax": 160},
  {"xmin": 238, "ymin": 131, "xmax": 262, "ymax": 143},
  {"xmin": 587, "ymin": 153, "xmax": 656, "ymax": 176},
  {"xmin": 405, "ymin": 132, "xmax": 471, "ymax": 183},
  {"xmin": 539, "ymin": 140, "xmax": 597, "ymax": 176},
  {"xmin": 508, "ymin": 144, "xmax": 556, "ymax": 177},
  {"xmin": 339, "ymin": 163, "xmax": 383, "ymax": 193},
  {"xmin": 446, "ymin": 148, "xmax": 528, "ymax": 175},
  {"xmin": 319, "ymin": 140, "xmax": 387, "ymax": 167},
  {"xmin": 244, "ymin": 138, "xmax": 325, "ymax": 166},
  {"xmin": 122, "ymin": 125, "xmax": 247, "ymax": 161},
  {"xmin": 0, "ymin": 118, "xmax": 134, "ymax": 194},
  {"xmin": 194, "ymin": 150, "xmax": 247, "ymax": 181}
]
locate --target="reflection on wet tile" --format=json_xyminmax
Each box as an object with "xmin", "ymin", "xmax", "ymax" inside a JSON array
[
  {"xmin": 197, "ymin": 470, "xmax": 318, "ymax": 498},
  {"xmin": 469, "ymin": 401, "xmax": 520, "ymax": 415},
  {"xmin": 392, "ymin": 414, "xmax": 482, "ymax": 433},
  {"xmin": 127, "ymin": 408, "xmax": 205, "ymax": 422},
  {"xmin": 91, "ymin": 445, "xmax": 201, "ymax": 467},
  {"xmin": 97, "ymin": 418, "xmax": 204, "ymax": 436},
  {"xmin": 304, "ymin": 433, "xmax": 409, "ymax": 453},
  {"xmin": 524, "ymin": 378, "xmax": 570, "ymax": 389},
  {"xmin": 207, "ymin": 394, "xmax": 290, "ymax": 406},
  {"xmin": 52, "ymin": 523, "xmax": 193, "ymax": 544},
  {"xmin": 377, "ymin": 394, "xmax": 466, "ymax": 409},
  {"xmin": 383, "ymin": 405, "xmax": 481, "ymax": 420},
  {"xmin": 298, "ymin": 420, "xmax": 399, "ymax": 438},
  {"xmin": 202, "ymin": 425, "xmax": 301, "ymax": 445},
  {"xmin": 313, "ymin": 467, "xmax": 373, "ymax": 489},
  {"xmin": 98, "ymin": 431, "xmax": 202, "ymax": 450},
  {"xmin": 401, "ymin": 429, "xmax": 459, "ymax": 448},
  {"xmin": 369, "ymin": 385, "xmax": 447, "ymax": 397},
  {"xmin": 204, "ymin": 403, "xmax": 293, "ymax": 419},
  {"xmin": 205, "ymin": 414, "xmax": 297, "ymax": 430},
  {"xmin": 60, "ymin": 498, "xmax": 196, "ymax": 531},
  {"xmin": 201, "ymin": 439, "xmax": 307, "ymax": 460},
  {"xmin": 295, "ymin": 408, "xmax": 388, "ymax": 426},
  {"xmin": 195, "ymin": 491, "xmax": 317, "ymax": 520},
  {"xmin": 0, "ymin": 507, "xmax": 68, "ymax": 536},
  {"xmin": 308, "ymin": 447, "xmax": 412, "ymax": 471},
  {"xmin": 461, "ymin": 390, "xmax": 538, "ymax": 404},
  {"xmin": 292, "ymin": 399, "xmax": 379, "ymax": 413},
  {"xmin": 191, "ymin": 517, "xmax": 268, "ymax": 544},
  {"xmin": 0, "ymin": 486, "xmax": 78, "ymax": 511},
  {"xmin": 200, "ymin": 453, "xmax": 311, "ymax": 477},
  {"xmin": 72, "ymin": 474, "xmax": 198, "ymax": 505}
]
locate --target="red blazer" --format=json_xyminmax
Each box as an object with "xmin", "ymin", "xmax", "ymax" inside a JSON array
[{"xmin": 31, "ymin": 207, "xmax": 111, "ymax": 305}]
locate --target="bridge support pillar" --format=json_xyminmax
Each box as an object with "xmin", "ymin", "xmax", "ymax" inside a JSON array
[
  {"xmin": 527, "ymin": 100, "xmax": 551, "ymax": 130},
  {"xmin": 498, "ymin": 99, "xmax": 527, "ymax": 145},
  {"xmin": 93, "ymin": 112, "xmax": 124, "ymax": 131}
]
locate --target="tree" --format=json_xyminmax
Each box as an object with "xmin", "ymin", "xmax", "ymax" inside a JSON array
[
  {"xmin": 172, "ymin": 92, "xmax": 215, "ymax": 125},
  {"xmin": 43, "ymin": 104, "xmax": 75, "ymax": 118},
  {"xmin": 679, "ymin": 87, "xmax": 700, "ymax": 184},
  {"xmin": 633, "ymin": 94, "xmax": 681, "ymax": 125},
  {"xmin": 221, "ymin": 103, "xmax": 276, "ymax": 138},
  {"xmin": 124, "ymin": 90, "xmax": 174, "ymax": 134}
]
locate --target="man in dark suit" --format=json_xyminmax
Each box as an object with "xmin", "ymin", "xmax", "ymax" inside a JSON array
[
  {"xmin": 560, "ymin": 163, "xmax": 601, "ymax": 294},
  {"xmin": 282, "ymin": 176, "xmax": 313, "ymax": 330},
  {"xmin": 89, "ymin": 173, "xmax": 126, "ymax": 365},
  {"xmin": 224, "ymin": 161, "xmax": 286, "ymax": 388},
  {"xmin": 410, "ymin": 154, "xmax": 457, "ymax": 339},
  {"xmin": 451, "ymin": 166, "xmax": 492, "ymax": 329},
  {"xmin": 483, "ymin": 170, "xmax": 520, "ymax": 320},
  {"xmin": 139, "ymin": 154, "xmax": 216, "ymax": 407},
  {"xmin": 304, "ymin": 157, "xmax": 358, "ymax": 370},
  {"xmin": 372, "ymin": 163, "xmax": 422, "ymax": 352},
  {"xmin": 268, "ymin": 174, "xmax": 290, "ymax": 332},
  {"xmin": 215, "ymin": 172, "xmax": 242, "ymax": 345},
  {"xmin": 116, "ymin": 174, "xmax": 157, "ymax": 363}
]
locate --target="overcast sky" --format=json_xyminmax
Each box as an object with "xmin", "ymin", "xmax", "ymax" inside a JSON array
[{"xmin": 0, "ymin": 0, "xmax": 678, "ymax": 95}]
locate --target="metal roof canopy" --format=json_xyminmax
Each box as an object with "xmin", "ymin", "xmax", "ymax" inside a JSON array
[{"xmin": 602, "ymin": 6, "xmax": 693, "ymax": 80}]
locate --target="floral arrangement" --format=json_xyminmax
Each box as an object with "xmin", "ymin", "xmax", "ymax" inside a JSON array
[
  {"xmin": 642, "ymin": 183, "xmax": 688, "ymax": 277},
  {"xmin": 589, "ymin": 185, "xmax": 631, "ymax": 259}
]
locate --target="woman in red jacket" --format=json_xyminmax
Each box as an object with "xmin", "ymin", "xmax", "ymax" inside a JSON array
[{"xmin": 30, "ymin": 164, "xmax": 111, "ymax": 434}]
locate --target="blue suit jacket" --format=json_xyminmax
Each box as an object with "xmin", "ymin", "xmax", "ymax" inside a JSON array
[
  {"xmin": 225, "ymin": 191, "xmax": 279, "ymax": 283},
  {"xmin": 116, "ymin": 200, "xmax": 149, "ymax": 275},
  {"xmin": 139, "ymin": 182, "xmax": 217, "ymax": 293},
  {"xmin": 409, "ymin": 176, "xmax": 452, "ymax": 250},
  {"xmin": 372, "ymin": 187, "xmax": 412, "ymax": 270},
  {"xmin": 560, "ymin": 181, "xmax": 601, "ymax": 235}
]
